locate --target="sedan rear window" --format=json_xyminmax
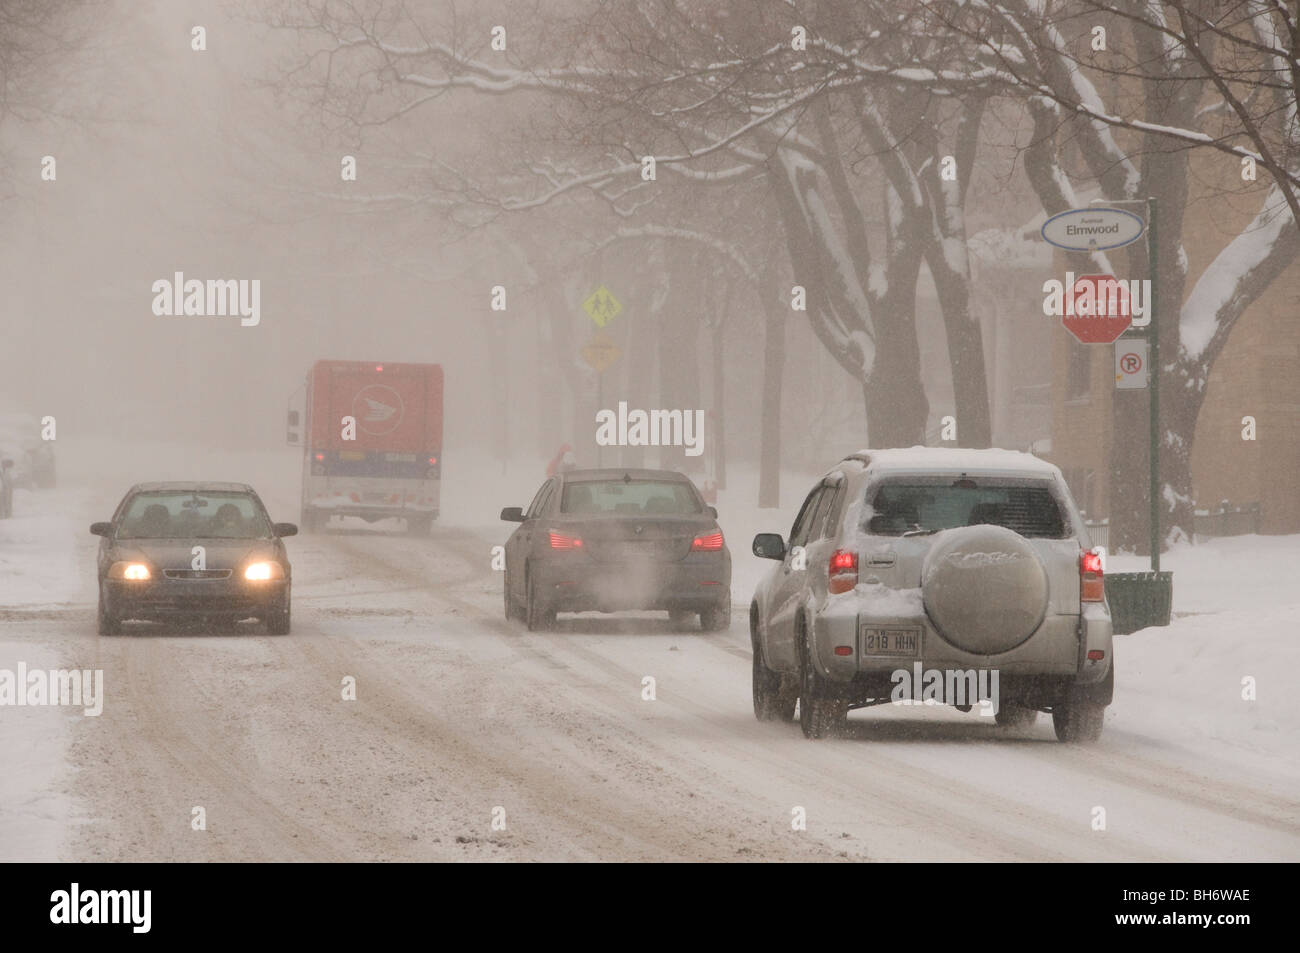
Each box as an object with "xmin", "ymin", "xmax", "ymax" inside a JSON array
[
  {"xmin": 117, "ymin": 491, "xmax": 272, "ymax": 539},
  {"xmin": 560, "ymin": 480, "xmax": 702, "ymax": 516},
  {"xmin": 865, "ymin": 481, "xmax": 1067, "ymax": 538}
]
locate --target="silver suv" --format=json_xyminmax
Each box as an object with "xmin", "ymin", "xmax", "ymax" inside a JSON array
[{"xmin": 750, "ymin": 448, "xmax": 1113, "ymax": 742}]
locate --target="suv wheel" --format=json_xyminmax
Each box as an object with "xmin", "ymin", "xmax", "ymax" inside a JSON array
[
  {"xmin": 525, "ymin": 570, "xmax": 556, "ymax": 632},
  {"xmin": 668, "ymin": 609, "xmax": 695, "ymax": 631},
  {"xmin": 1052, "ymin": 696, "xmax": 1105, "ymax": 743},
  {"xmin": 752, "ymin": 608, "xmax": 796, "ymax": 723},
  {"xmin": 798, "ymin": 623, "xmax": 847, "ymax": 739}
]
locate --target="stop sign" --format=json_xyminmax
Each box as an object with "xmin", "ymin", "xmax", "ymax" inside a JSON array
[{"xmin": 1062, "ymin": 274, "xmax": 1132, "ymax": 344}]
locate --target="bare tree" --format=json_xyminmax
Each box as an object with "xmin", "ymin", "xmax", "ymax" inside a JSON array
[
  {"xmin": 917, "ymin": 0, "xmax": 1298, "ymax": 549},
  {"xmin": 257, "ymin": 0, "xmax": 1000, "ymax": 463}
]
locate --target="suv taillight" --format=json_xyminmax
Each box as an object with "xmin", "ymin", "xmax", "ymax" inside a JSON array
[
  {"xmin": 549, "ymin": 532, "xmax": 583, "ymax": 549},
  {"xmin": 1081, "ymin": 549, "xmax": 1104, "ymax": 602},
  {"xmin": 828, "ymin": 549, "xmax": 858, "ymax": 594}
]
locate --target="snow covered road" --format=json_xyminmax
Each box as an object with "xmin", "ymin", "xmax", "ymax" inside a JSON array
[{"xmin": 2, "ymin": 489, "xmax": 1298, "ymax": 862}]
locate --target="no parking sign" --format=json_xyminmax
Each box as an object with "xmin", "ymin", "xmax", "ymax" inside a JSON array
[{"xmin": 1115, "ymin": 339, "xmax": 1148, "ymax": 389}]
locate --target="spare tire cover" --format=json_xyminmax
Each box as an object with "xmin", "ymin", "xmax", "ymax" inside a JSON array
[{"xmin": 921, "ymin": 525, "xmax": 1048, "ymax": 654}]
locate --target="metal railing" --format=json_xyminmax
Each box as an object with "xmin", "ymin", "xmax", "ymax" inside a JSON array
[
  {"xmin": 1193, "ymin": 501, "xmax": 1261, "ymax": 540},
  {"xmin": 1082, "ymin": 501, "xmax": 1261, "ymax": 550}
]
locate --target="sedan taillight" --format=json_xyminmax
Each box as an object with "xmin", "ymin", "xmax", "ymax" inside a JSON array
[
  {"xmin": 1081, "ymin": 549, "xmax": 1105, "ymax": 602},
  {"xmin": 691, "ymin": 531, "xmax": 724, "ymax": 551},
  {"xmin": 549, "ymin": 532, "xmax": 583, "ymax": 550},
  {"xmin": 828, "ymin": 549, "xmax": 858, "ymax": 594}
]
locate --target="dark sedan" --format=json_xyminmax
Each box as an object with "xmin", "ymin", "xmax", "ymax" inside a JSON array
[
  {"xmin": 91, "ymin": 482, "xmax": 296, "ymax": 635},
  {"xmin": 501, "ymin": 468, "xmax": 731, "ymax": 631}
]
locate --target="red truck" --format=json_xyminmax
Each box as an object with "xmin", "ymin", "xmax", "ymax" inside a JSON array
[{"xmin": 288, "ymin": 360, "xmax": 443, "ymax": 534}]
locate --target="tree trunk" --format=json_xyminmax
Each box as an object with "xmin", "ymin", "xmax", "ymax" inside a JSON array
[
  {"xmin": 710, "ymin": 277, "xmax": 728, "ymax": 491},
  {"xmin": 757, "ymin": 260, "xmax": 785, "ymax": 508},
  {"xmin": 927, "ymin": 255, "xmax": 991, "ymax": 447},
  {"xmin": 657, "ymin": 241, "xmax": 703, "ymax": 472},
  {"xmin": 862, "ymin": 290, "xmax": 928, "ymax": 447}
]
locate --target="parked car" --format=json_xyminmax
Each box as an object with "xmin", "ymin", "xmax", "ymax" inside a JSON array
[
  {"xmin": 0, "ymin": 412, "xmax": 53, "ymax": 488},
  {"xmin": 750, "ymin": 448, "xmax": 1113, "ymax": 742},
  {"xmin": 501, "ymin": 468, "xmax": 731, "ymax": 631},
  {"xmin": 0, "ymin": 413, "xmax": 54, "ymax": 489},
  {"xmin": 91, "ymin": 482, "xmax": 296, "ymax": 635}
]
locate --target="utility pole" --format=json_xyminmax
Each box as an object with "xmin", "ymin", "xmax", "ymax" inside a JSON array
[{"xmin": 1147, "ymin": 196, "xmax": 1160, "ymax": 572}]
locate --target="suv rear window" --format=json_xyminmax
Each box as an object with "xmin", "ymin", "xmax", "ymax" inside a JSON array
[{"xmin": 865, "ymin": 481, "xmax": 1067, "ymax": 538}]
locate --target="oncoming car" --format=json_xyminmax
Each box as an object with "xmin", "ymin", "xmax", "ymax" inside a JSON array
[
  {"xmin": 500, "ymin": 468, "xmax": 731, "ymax": 631},
  {"xmin": 750, "ymin": 448, "xmax": 1112, "ymax": 742},
  {"xmin": 91, "ymin": 482, "xmax": 297, "ymax": 635}
]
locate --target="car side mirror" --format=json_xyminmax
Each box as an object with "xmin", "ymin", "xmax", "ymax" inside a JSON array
[
  {"xmin": 90, "ymin": 522, "xmax": 113, "ymax": 537},
  {"xmin": 500, "ymin": 507, "xmax": 525, "ymax": 523},
  {"xmin": 286, "ymin": 409, "xmax": 301, "ymax": 445},
  {"xmin": 707, "ymin": 505, "xmax": 718, "ymax": 519},
  {"xmin": 272, "ymin": 522, "xmax": 298, "ymax": 538},
  {"xmin": 752, "ymin": 533, "xmax": 786, "ymax": 560}
]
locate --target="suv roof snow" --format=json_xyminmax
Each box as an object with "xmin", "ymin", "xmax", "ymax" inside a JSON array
[{"xmin": 841, "ymin": 447, "xmax": 1062, "ymax": 479}]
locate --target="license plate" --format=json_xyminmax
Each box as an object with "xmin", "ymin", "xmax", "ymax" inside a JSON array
[
  {"xmin": 860, "ymin": 625, "xmax": 921, "ymax": 657},
  {"xmin": 338, "ymin": 450, "xmax": 365, "ymax": 461}
]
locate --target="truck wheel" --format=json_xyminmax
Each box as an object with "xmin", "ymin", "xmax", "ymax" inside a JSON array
[
  {"xmin": 406, "ymin": 516, "xmax": 432, "ymax": 535},
  {"xmin": 752, "ymin": 609, "xmax": 796, "ymax": 723},
  {"xmin": 1052, "ymin": 697, "xmax": 1105, "ymax": 743},
  {"xmin": 97, "ymin": 591, "xmax": 121, "ymax": 636},
  {"xmin": 300, "ymin": 507, "xmax": 319, "ymax": 533},
  {"xmin": 798, "ymin": 623, "xmax": 847, "ymax": 739},
  {"xmin": 994, "ymin": 704, "xmax": 1038, "ymax": 728},
  {"xmin": 668, "ymin": 609, "xmax": 695, "ymax": 631},
  {"xmin": 525, "ymin": 571, "xmax": 555, "ymax": 632},
  {"xmin": 700, "ymin": 602, "xmax": 731, "ymax": 632}
]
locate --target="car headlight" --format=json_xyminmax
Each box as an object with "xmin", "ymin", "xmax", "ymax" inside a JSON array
[
  {"xmin": 244, "ymin": 561, "xmax": 284, "ymax": 581},
  {"xmin": 109, "ymin": 561, "xmax": 151, "ymax": 581}
]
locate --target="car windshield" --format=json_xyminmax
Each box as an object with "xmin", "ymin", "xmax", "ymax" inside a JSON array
[
  {"xmin": 560, "ymin": 479, "xmax": 702, "ymax": 516},
  {"xmin": 865, "ymin": 480, "xmax": 1068, "ymax": 538},
  {"xmin": 116, "ymin": 491, "xmax": 272, "ymax": 539}
]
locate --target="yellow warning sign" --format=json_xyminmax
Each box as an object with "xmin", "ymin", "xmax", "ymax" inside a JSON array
[
  {"xmin": 582, "ymin": 286, "xmax": 623, "ymax": 327},
  {"xmin": 580, "ymin": 329, "xmax": 622, "ymax": 373}
]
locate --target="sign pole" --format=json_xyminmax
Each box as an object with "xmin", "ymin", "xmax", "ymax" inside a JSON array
[{"xmin": 1147, "ymin": 196, "xmax": 1159, "ymax": 572}]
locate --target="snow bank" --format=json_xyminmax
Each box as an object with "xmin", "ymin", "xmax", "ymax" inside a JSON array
[
  {"xmin": 0, "ymin": 640, "xmax": 76, "ymax": 860},
  {"xmin": 1109, "ymin": 535, "xmax": 1300, "ymax": 778},
  {"xmin": 0, "ymin": 489, "xmax": 92, "ymax": 609}
]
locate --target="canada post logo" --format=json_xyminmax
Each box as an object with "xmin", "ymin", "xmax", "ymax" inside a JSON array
[{"xmin": 353, "ymin": 384, "xmax": 404, "ymax": 436}]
